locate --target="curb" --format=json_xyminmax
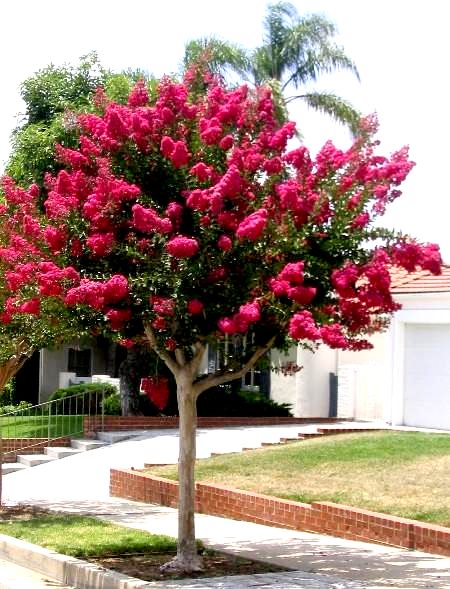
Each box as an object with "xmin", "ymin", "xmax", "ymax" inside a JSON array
[{"xmin": 0, "ymin": 534, "xmax": 154, "ymax": 589}]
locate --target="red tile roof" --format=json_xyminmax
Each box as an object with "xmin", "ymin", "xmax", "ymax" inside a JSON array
[{"xmin": 390, "ymin": 265, "xmax": 450, "ymax": 294}]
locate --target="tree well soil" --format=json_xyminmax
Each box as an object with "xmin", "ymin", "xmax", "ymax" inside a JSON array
[{"xmin": 87, "ymin": 552, "xmax": 288, "ymax": 582}]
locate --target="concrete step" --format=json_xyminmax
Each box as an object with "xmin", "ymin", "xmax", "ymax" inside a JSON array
[
  {"xmin": 17, "ymin": 454, "xmax": 57, "ymax": 467},
  {"xmin": 96, "ymin": 431, "xmax": 141, "ymax": 444},
  {"xmin": 44, "ymin": 447, "xmax": 83, "ymax": 459},
  {"xmin": 70, "ymin": 438, "xmax": 107, "ymax": 451},
  {"xmin": 1, "ymin": 462, "xmax": 29, "ymax": 475}
]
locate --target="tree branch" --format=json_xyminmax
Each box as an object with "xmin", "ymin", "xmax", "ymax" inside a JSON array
[
  {"xmin": 193, "ymin": 336, "xmax": 276, "ymax": 397},
  {"xmin": 175, "ymin": 348, "xmax": 186, "ymax": 366},
  {"xmin": 143, "ymin": 323, "xmax": 179, "ymax": 376},
  {"xmin": 189, "ymin": 342, "xmax": 206, "ymax": 378}
]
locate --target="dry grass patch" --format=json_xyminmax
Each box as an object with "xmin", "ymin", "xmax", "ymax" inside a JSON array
[{"xmin": 149, "ymin": 431, "xmax": 450, "ymax": 526}]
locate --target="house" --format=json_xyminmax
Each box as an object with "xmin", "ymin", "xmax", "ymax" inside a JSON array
[
  {"xmin": 14, "ymin": 338, "xmax": 124, "ymax": 404},
  {"xmin": 270, "ymin": 266, "xmax": 450, "ymax": 431}
]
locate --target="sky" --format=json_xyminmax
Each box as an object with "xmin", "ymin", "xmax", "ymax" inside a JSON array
[{"xmin": 1, "ymin": 0, "xmax": 449, "ymax": 259}]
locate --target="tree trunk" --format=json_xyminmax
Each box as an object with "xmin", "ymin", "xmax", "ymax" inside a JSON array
[
  {"xmin": 161, "ymin": 373, "xmax": 203, "ymax": 572},
  {"xmin": 118, "ymin": 348, "xmax": 143, "ymax": 416}
]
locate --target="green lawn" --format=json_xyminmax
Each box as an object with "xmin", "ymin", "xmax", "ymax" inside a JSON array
[
  {"xmin": 0, "ymin": 415, "xmax": 84, "ymax": 438},
  {"xmin": 150, "ymin": 431, "xmax": 450, "ymax": 527},
  {"xmin": 0, "ymin": 513, "xmax": 176, "ymax": 557}
]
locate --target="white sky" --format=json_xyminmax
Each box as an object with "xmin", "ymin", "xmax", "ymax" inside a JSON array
[{"xmin": 1, "ymin": 0, "xmax": 449, "ymax": 259}]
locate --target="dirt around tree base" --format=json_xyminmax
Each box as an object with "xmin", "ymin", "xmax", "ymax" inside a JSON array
[{"xmin": 87, "ymin": 552, "xmax": 288, "ymax": 582}]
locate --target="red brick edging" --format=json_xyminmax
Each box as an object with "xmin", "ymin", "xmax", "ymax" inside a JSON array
[
  {"xmin": 110, "ymin": 468, "xmax": 450, "ymax": 557},
  {"xmin": 85, "ymin": 416, "xmax": 341, "ymax": 435}
]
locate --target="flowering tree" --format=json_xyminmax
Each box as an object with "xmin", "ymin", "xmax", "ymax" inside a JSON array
[
  {"xmin": 0, "ymin": 70, "xmax": 441, "ymax": 571},
  {"xmin": 0, "ymin": 179, "xmax": 90, "ymax": 397}
]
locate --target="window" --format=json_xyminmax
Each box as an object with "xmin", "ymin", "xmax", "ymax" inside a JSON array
[{"xmin": 68, "ymin": 348, "xmax": 92, "ymax": 377}]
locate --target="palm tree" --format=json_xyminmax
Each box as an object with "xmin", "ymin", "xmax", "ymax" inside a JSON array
[{"xmin": 184, "ymin": 1, "xmax": 361, "ymax": 133}]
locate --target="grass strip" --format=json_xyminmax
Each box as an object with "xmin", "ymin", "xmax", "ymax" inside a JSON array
[{"xmin": 0, "ymin": 513, "xmax": 177, "ymax": 558}]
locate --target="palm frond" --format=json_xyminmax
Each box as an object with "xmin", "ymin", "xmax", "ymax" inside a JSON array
[
  {"xmin": 183, "ymin": 38, "xmax": 251, "ymax": 80},
  {"xmin": 287, "ymin": 91, "xmax": 361, "ymax": 135},
  {"xmin": 283, "ymin": 43, "xmax": 360, "ymax": 90}
]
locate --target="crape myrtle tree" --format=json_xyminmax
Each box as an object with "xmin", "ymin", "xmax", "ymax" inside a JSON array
[
  {"xmin": 0, "ymin": 67, "xmax": 441, "ymax": 571},
  {"xmin": 0, "ymin": 179, "xmax": 92, "ymax": 396}
]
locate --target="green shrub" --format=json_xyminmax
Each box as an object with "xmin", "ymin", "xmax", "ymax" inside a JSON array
[
  {"xmin": 0, "ymin": 378, "xmax": 16, "ymax": 406},
  {"xmin": 49, "ymin": 382, "xmax": 118, "ymax": 414},
  {"xmin": 101, "ymin": 392, "xmax": 121, "ymax": 415},
  {"xmin": 196, "ymin": 387, "xmax": 292, "ymax": 417},
  {"xmin": 0, "ymin": 400, "xmax": 33, "ymax": 415}
]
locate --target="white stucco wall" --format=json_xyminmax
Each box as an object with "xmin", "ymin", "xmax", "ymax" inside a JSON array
[
  {"xmin": 271, "ymin": 345, "xmax": 337, "ymax": 417},
  {"xmin": 39, "ymin": 342, "xmax": 109, "ymax": 402}
]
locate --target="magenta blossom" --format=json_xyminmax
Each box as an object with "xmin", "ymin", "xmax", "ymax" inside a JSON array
[
  {"xmin": 187, "ymin": 299, "xmax": 204, "ymax": 315},
  {"xmin": 236, "ymin": 209, "xmax": 268, "ymax": 241},
  {"xmin": 217, "ymin": 235, "xmax": 232, "ymax": 251},
  {"xmin": 166, "ymin": 236, "xmax": 199, "ymax": 258}
]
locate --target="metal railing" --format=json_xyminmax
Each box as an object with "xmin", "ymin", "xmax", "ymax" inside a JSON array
[{"xmin": 0, "ymin": 389, "xmax": 105, "ymax": 462}]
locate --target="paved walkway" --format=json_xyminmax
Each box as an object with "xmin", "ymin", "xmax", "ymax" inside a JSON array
[{"xmin": 2, "ymin": 423, "xmax": 450, "ymax": 588}]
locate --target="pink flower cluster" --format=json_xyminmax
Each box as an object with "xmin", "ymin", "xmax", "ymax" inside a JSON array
[
  {"xmin": 127, "ymin": 79, "xmax": 149, "ymax": 108},
  {"xmin": 218, "ymin": 300, "xmax": 261, "ymax": 334},
  {"xmin": 151, "ymin": 295, "xmax": 175, "ymax": 316},
  {"xmin": 187, "ymin": 299, "xmax": 204, "ymax": 315},
  {"xmin": 44, "ymin": 226, "xmax": 67, "ymax": 253},
  {"xmin": 105, "ymin": 308, "xmax": 132, "ymax": 331},
  {"xmin": 132, "ymin": 204, "xmax": 172, "ymax": 234},
  {"xmin": 269, "ymin": 262, "xmax": 316, "ymax": 305},
  {"xmin": 392, "ymin": 241, "xmax": 442, "ymax": 274},
  {"xmin": 332, "ymin": 251, "xmax": 400, "ymax": 333},
  {"xmin": 288, "ymin": 311, "xmax": 320, "ymax": 340},
  {"xmin": 86, "ymin": 232, "xmax": 114, "ymax": 257},
  {"xmin": 166, "ymin": 236, "xmax": 199, "ymax": 258},
  {"xmin": 236, "ymin": 209, "xmax": 268, "ymax": 241},
  {"xmin": 65, "ymin": 274, "xmax": 129, "ymax": 311},
  {"xmin": 160, "ymin": 136, "xmax": 190, "ymax": 168}
]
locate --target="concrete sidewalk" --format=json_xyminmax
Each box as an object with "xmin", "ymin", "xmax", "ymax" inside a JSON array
[{"xmin": 2, "ymin": 423, "xmax": 450, "ymax": 588}]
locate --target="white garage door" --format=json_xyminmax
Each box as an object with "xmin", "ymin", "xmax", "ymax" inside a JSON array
[{"xmin": 403, "ymin": 324, "xmax": 450, "ymax": 430}]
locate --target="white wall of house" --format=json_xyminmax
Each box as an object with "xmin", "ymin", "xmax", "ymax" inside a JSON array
[
  {"xmin": 271, "ymin": 345, "xmax": 337, "ymax": 417},
  {"xmin": 39, "ymin": 343, "xmax": 109, "ymax": 402},
  {"xmin": 337, "ymin": 331, "xmax": 390, "ymax": 422}
]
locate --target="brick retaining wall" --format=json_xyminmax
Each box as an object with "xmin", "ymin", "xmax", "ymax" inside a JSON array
[
  {"xmin": 1, "ymin": 437, "xmax": 72, "ymax": 462},
  {"xmin": 110, "ymin": 468, "xmax": 450, "ymax": 557},
  {"xmin": 85, "ymin": 416, "xmax": 341, "ymax": 435}
]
